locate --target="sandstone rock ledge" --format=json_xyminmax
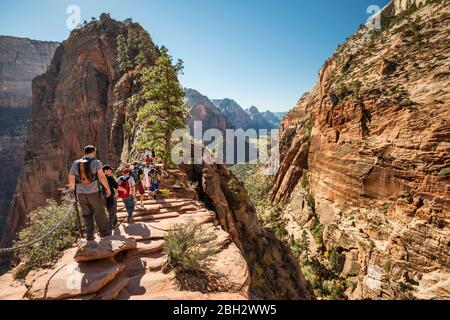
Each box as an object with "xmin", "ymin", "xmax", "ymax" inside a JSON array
[{"xmin": 0, "ymin": 192, "xmax": 250, "ymax": 300}]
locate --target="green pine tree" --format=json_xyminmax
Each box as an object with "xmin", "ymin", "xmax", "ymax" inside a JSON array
[
  {"xmin": 300, "ymin": 229, "xmax": 310, "ymax": 263},
  {"xmin": 126, "ymin": 28, "xmax": 140, "ymax": 67},
  {"xmin": 135, "ymin": 30, "xmax": 154, "ymax": 66},
  {"xmin": 137, "ymin": 46, "xmax": 188, "ymax": 167},
  {"xmin": 117, "ymin": 34, "xmax": 131, "ymax": 72}
]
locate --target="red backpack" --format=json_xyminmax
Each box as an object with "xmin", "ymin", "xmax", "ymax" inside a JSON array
[{"xmin": 118, "ymin": 176, "xmax": 131, "ymax": 199}]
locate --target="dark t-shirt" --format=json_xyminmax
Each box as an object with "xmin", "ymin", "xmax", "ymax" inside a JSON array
[{"xmin": 105, "ymin": 175, "xmax": 118, "ymax": 208}]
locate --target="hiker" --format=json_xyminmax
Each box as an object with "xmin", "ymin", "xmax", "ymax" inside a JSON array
[
  {"xmin": 117, "ymin": 168, "xmax": 136, "ymax": 224},
  {"xmin": 103, "ymin": 165, "xmax": 126, "ymax": 231},
  {"xmin": 143, "ymin": 163, "xmax": 151, "ymax": 191},
  {"xmin": 148, "ymin": 166, "xmax": 161, "ymax": 199},
  {"xmin": 144, "ymin": 153, "xmax": 153, "ymax": 165},
  {"xmin": 69, "ymin": 145, "xmax": 112, "ymax": 240},
  {"xmin": 131, "ymin": 161, "xmax": 145, "ymax": 209}
]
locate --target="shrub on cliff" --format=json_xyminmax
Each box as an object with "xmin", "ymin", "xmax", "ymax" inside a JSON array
[
  {"xmin": 439, "ymin": 167, "xmax": 450, "ymax": 176},
  {"xmin": 12, "ymin": 198, "xmax": 80, "ymax": 279},
  {"xmin": 163, "ymin": 221, "xmax": 218, "ymax": 277},
  {"xmin": 310, "ymin": 217, "xmax": 324, "ymax": 244},
  {"xmin": 329, "ymin": 247, "xmax": 345, "ymax": 274},
  {"xmin": 230, "ymin": 164, "xmax": 272, "ymax": 205}
]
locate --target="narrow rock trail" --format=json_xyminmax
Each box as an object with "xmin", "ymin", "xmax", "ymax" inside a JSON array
[{"xmin": 0, "ymin": 169, "xmax": 250, "ymax": 300}]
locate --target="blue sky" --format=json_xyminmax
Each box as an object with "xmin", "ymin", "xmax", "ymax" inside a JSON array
[{"xmin": 0, "ymin": 0, "xmax": 389, "ymax": 112}]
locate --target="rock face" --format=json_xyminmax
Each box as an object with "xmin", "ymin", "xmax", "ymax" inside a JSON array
[
  {"xmin": 0, "ymin": 36, "xmax": 58, "ymax": 235},
  {"xmin": 0, "ymin": 36, "xmax": 59, "ymax": 109},
  {"xmin": 74, "ymin": 235, "xmax": 137, "ymax": 262},
  {"xmin": 0, "ymin": 14, "xmax": 159, "ymax": 247},
  {"xmin": 184, "ymin": 88, "xmax": 233, "ymax": 135},
  {"xmin": 271, "ymin": 1, "xmax": 449, "ymax": 299},
  {"xmin": 182, "ymin": 163, "xmax": 314, "ymax": 299}
]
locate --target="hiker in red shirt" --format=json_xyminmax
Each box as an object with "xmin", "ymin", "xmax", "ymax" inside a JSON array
[{"xmin": 117, "ymin": 168, "xmax": 136, "ymax": 224}]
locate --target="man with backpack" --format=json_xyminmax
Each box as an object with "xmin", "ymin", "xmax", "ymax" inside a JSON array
[
  {"xmin": 69, "ymin": 145, "xmax": 112, "ymax": 240},
  {"xmin": 118, "ymin": 168, "xmax": 136, "ymax": 224},
  {"xmin": 131, "ymin": 161, "xmax": 145, "ymax": 209}
]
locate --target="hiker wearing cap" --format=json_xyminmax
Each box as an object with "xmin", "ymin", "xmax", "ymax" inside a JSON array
[
  {"xmin": 103, "ymin": 165, "xmax": 126, "ymax": 231},
  {"xmin": 117, "ymin": 168, "xmax": 136, "ymax": 224},
  {"xmin": 131, "ymin": 161, "xmax": 145, "ymax": 209},
  {"xmin": 69, "ymin": 145, "xmax": 112, "ymax": 240}
]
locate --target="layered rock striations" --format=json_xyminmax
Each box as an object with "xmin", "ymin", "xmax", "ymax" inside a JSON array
[
  {"xmin": 0, "ymin": 36, "xmax": 59, "ymax": 109},
  {"xmin": 0, "ymin": 36, "xmax": 58, "ymax": 236},
  {"xmin": 271, "ymin": 0, "xmax": 449, "ymax": 299}
]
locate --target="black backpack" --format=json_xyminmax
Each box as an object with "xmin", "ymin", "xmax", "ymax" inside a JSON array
[{"xmin": 76, "ymin": 157, "xmax": 98, "ymax": 185}]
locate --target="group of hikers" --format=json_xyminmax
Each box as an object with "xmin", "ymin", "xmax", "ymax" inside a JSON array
[{"xmin": 69, "ymin": 145, "xmax": 162, "ymax": 241}]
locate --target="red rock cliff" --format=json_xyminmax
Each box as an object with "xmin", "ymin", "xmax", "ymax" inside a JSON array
[
  {"xmin": 0, "ymin": 36, "xmax": 58, "ymax": 235},
  {"xmin": 1, "ymin": 14, "xmax": 158, "ymax": 246},
  {"xmin": 271, "ymin": 1, "xmax": 449, "ymax": 299}
]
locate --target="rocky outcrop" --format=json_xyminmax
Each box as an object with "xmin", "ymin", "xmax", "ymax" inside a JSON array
[
  {"xmin": 271, "ymin": 0, "xmax": 449, "ymax": 299},
  {"xmin": 1, "ymin": 14, "xmax": 159, "ymax": 247},
  {"xmin": 0, "ymin": 36, "xmax": 58, "ymax": 235},
  {"xmin": 184, "ymin": 88, "xmax": 233, "ymax": 135},
  {"xmin": 0, "ymin": 169, "xmax": 251, "ymax": 300},
  {"xmin": 182, "ymin": 163, "xmax": 314, "ymax": 299}
]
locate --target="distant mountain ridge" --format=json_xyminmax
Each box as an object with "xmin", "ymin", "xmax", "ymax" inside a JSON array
[
  {"xmin": 184, "ymin": 88, "xmax": 233, "ymax": 135},
  {"xmin": 262, "ymin": 110, "xmax": 287, "ymax": 128},
  {"xmin": 185, "ymin": 88, "xmax": 286, "ymax": 132}
]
